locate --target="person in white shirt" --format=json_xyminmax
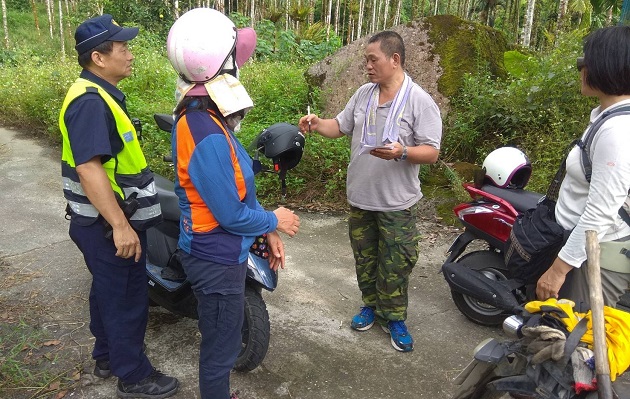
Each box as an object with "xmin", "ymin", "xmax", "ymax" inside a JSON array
[{"xmin": 536, "ymin": 26, "xmax": 630, "ymax": 311}]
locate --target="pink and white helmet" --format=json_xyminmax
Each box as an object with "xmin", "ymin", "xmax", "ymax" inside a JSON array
[
  {"xmin": 482, "ymin": 147, "xmax": 532, "ymax": 189},
  {"xmin": 167, "ymin": 8, "xmax": 239, "ymax": 83}
]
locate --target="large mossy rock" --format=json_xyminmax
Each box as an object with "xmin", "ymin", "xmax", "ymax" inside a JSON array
[{"xmin": 306, "ymin": 15, "xmax": 508, "ymax": 118}]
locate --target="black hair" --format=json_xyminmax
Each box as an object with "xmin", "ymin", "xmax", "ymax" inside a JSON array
[
  {"xmin": 78, "ymin": 40, "xmax": 114, "ymax": 68},
  {"xmin": 368, "ymin": 30, "xmax": 405, "ymax": 67},
  {"xmin": 583, "ymin": 26, "xmax": 630, "ymax": 95}
]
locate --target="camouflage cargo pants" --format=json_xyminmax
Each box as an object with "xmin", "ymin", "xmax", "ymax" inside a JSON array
[{"xmin": 348, "ymin": 204, "xmax": 420, "ymax": 323}]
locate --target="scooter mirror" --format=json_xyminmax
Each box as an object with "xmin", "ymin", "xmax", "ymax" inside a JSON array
[
  {"xmin": 474, "ymin": 167, "xmax": 486, "ymax": 188},
  {"xmin": 154, "ymin": 114, "xmax": 175, "ymax": 133}
]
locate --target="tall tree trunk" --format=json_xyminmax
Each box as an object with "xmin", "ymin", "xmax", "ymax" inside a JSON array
[
  {"xmin": 412, "ymin": 0, "xmax": 419, "ymax": 20},
  {"xmin": 556, "ymin": 0, "xmax": 568, "ymax": 33},
  {"xmin": 434, "ymin": 0, "xmax": 439, "ymax": 15},
  {"xmin": 371, "ymin": 0, "xmax": 377, "ymax": 32},
  {"xmin": 522, "ymin": 0, "xmax": 536, "ymax": 47},
  {"xmin": 349, "ymin": 17, "xmax": 353, "ymax": 42},
  {"xmin": 250, "ymin": 0, "xmax": 255, "ymax": 26},
  {"xmin": 334, "ymin": 0, "xmax": 340, "ymax": 35},
  {"xmin": 352, "ymin": 17, "xmax": 356, "ymax": 41},
  {"xmin": 509, "ymin": 0, "xmax": 520, "ymax": 43},
  {"xmin": 607, "ymin": 7, "xmax": 613, "ymax": 25},
  {"xmin": 1, "ymin": 0, "xmax": 8, "ymax": 48},
  {"xmin": 357, "ymin": 0, "xmax": 365, "ymax": 38},
  {"xmin": 58, "ymin": 0, "xmax": 65, "ymax": 59},
  {"xmin": 174, "ymin": 0, "xmax": 179, "ymax": 18},
  {"xmin": 31, "ymin": 0, "xmax": 40, "ymax": 35},
  {"xmin": 383, "ymin": 0, "xmax": 390, "ymax": 29},
  {"xmin": 394, "ymin": 0, "xmax": 402, "ymax": 25},
  {"xmin": 285, "ymin": 0, "xmax": 290, "ymax": 30},
  {"xmin": 47, "ymin": 0, "xmax": 53, "ymax": 39},
  {"xmin": 326, "ymin": 0, "xmax": 333, "ymax": 39},
  {"xmin": 457, "ymin": 0, "xmax": 468, "ymax": 19}
]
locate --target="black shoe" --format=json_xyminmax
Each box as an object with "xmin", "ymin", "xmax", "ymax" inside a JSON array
[
  {"xmin": 94, "ymin": 343, "xmax": 147, "ymax": 379},
  {"xmin": 94, "ymin": 359, "xmax": 111, "ymax": 379},
  {"xmin": 117, "ymin": 369, "xmax": 179, "ymax": 399}
]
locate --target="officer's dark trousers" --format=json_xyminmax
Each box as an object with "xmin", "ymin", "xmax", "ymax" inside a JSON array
[
  {"xmin": 181, "ymin": 252, "xmax": 246, "ymax": 399},
  {"xmin": 69, "ymin": 221, "xmax": 152, "ymax": 383}
]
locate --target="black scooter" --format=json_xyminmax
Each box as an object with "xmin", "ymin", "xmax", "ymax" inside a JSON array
[{"xmin": 145, "ymin": 114, "xmax": 299, "ymax": 371}]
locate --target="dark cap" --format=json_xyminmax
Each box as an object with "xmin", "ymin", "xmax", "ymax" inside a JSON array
[{"xmin": 74, "ymin": 14, "xmax": 139, "ymax": 55}]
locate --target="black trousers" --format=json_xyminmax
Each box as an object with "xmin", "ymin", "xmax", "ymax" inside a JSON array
[{"xmin": 70, "ymin": 221, "xmax": 152, "ymax": 383}]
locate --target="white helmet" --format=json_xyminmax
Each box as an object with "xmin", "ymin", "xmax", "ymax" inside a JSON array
[
  {"xmin": 482, "ymin": 147, "xmax": 532, "ymax": 188},
  {"xmin": 167, "ymin": 8, "xmax": 237, "ymax": 83}
]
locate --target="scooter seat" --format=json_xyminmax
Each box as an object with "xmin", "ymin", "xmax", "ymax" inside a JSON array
[
  {"xmin": 481, "ymin": 185, "xmax": 543, "ymax": 213},
  {"xmin": 153, "ymin": 173, "xmax": 181, "ymax": 222}
]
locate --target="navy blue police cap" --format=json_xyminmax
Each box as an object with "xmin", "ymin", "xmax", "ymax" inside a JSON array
[{"xmin": 75, "ymin": 14, "xmax": 138, "ymax": 55}]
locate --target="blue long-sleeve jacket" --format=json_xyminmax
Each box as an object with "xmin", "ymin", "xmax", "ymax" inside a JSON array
[{"xmin": 172, "ymin": 109, "xmax": 277, "ymax": 264}]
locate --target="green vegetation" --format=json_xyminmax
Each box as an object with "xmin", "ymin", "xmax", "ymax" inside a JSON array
[
  {"xmin": 0, "ymin": 7, "xmax": 603, "ymax": 205},
  {"xmin": 0, "ymin": 9, "xmax": 348, "ymax": 208},
  {"xmin": 0, "ymin": 317, "xmax": 76, "ymax": 398},
  {"xmin": 442, "ymin": 30, "xmax": 597, "ymax": 194},
  {"xmin": 0, "ymin": 2, "xmax": 618, "ymax": 394},
  {"xmin": 424, "ymin": 15, "xmax": 508, "ymax": 98}
]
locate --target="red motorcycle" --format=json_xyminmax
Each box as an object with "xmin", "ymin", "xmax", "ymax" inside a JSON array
[
  {"xmin": 441, "ymin": 147, "xmax": 630, "ymax": 326},
  {"xmin": 441, "ymin": 147, "xmax": 541, "ymax": 326}
]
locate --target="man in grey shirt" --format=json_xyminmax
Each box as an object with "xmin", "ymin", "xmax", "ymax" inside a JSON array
[{"xmin": 298, "ymin": 30, "xmax": 442, "ymax": 352}]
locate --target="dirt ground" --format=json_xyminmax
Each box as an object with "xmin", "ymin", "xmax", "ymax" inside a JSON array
[{"xmin": 3, "ymin": 126, "xmax": 626, "ymax": 399}]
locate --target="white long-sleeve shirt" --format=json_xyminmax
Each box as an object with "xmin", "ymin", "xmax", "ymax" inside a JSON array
[{"xmin": 555, "ymin": 99, "xmax": 630, "ymax": 268}]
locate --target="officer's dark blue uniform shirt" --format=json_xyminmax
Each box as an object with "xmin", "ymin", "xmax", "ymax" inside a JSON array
[{"xmin": 63, "ymin": 70, "xmax": 129, "ymax": 166}]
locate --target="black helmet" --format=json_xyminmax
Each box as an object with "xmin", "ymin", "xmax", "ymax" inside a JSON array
[
  {"xmin": 255, "ymin": 123, "xmax": 305, "ymax": 170},
  {"xmin": 250, "ymin": 123, "xmax": 305, "ymax": 194}
]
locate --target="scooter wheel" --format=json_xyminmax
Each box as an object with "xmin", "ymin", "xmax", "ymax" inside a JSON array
[
  {"xmin": 451, "ymin": 251, "xmax": 513, "ymax": 327},
  {"xmin": 234, "ymin": 285, "xmax": 270, "ymax": 372}
]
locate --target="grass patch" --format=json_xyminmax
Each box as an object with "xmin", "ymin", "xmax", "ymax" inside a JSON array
[{"xmin": 0, "ymin": 317, "xmax": 81, "ymax": 399}]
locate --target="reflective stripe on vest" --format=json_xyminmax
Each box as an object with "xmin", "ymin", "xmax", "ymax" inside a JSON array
[{"xmin": 59, "ymin": 78, "xmax": 162, "ymax": 230}]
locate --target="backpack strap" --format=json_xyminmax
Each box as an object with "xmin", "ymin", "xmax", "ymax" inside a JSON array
[{"xmin": 579, "ymin": 105, "xmax": 630, "ymax": 227}]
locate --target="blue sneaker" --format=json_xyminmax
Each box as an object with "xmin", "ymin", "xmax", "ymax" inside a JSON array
[
  {"xmin": 350, "ymin": 306, "xmax": 375, "ymax": 331},
  {"xmin": 382, "ymin": 320, "xmax": 414, "ymax": 352}
]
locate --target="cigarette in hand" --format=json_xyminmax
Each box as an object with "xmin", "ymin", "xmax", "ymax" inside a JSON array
[{"xmin": 307, "ymin": 105, "xmax": 311, "ymax": 133}]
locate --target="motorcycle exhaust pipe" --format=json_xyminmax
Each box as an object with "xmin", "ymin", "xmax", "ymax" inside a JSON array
[{"xmin": 502, "ymin": 314, "xmax": 524, "ymax": 339}]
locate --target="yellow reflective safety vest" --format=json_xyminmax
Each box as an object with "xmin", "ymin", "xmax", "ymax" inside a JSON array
[{"xmin": 59, "ymin": 78, "xmax": 161, "ymax": 230}]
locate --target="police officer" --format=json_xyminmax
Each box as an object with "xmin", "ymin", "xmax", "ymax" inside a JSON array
[{"xmin": 59, "ymin": 14, "xmax": 178, "ymax": 398}]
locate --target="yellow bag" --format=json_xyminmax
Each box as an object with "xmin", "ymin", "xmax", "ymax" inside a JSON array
[{"xmin": 524, "ymin": 298, "xmax": 630, "ymax": 381}]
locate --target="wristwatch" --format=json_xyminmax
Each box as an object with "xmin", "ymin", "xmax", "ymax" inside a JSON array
[{"xmin": 400, "ymin": 145, "xmax": 408, "ymax": 161}]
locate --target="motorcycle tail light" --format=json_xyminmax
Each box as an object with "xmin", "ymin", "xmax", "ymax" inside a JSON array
[{"xmin": 455, "ymin": 205, "xmax": 492, "ymax": 219}]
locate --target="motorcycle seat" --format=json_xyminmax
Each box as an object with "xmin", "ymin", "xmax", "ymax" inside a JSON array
[
  {"xmin": 481, "ymin": 184, "xmax": 543, "ymax": 213},
  {"xmin": 153, "ymin": 173, "xmax": 181, "ymax": 222}
]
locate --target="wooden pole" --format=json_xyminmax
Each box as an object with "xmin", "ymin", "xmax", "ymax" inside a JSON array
[{"xmin": 585, "ymin": 230, "xmax": 613, "ymax": 399}]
